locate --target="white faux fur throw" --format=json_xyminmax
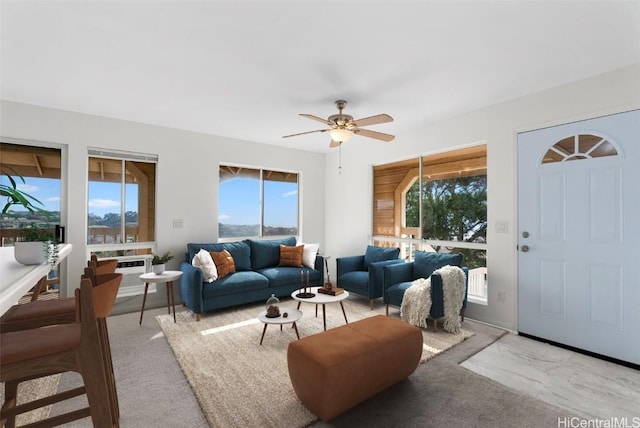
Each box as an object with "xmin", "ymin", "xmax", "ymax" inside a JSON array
[
  {"xmin": 439, "ymin": 265, "xmax": 466, "ymax": 333},
  {"xmin": 401, "ymin": 265, "xmax": 466, "ymax": 333},
  {"xmin": 400, "ymin": 277, "xmax": 431, "ymax": 328}
]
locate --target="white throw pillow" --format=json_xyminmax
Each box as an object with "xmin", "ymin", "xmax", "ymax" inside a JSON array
[
  {"xmin": 300, "ymin": 243, "xmax": 320, "ymax": 269},
  {"xmin": 192, "ymin": 248, "xmax": 218, "ymax": 282}
]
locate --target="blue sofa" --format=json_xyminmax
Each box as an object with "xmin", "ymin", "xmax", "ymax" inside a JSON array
[
  {"xmin": 180, "ymin": 237, "xmax": 324, "ymax": 320},
  {"xmin": 382, "ymin": 251, "xmax": 469, "ymax": 331},
  {"xmin": 336, "ymin": 245, "xmax": 403, "ymax": 309}
]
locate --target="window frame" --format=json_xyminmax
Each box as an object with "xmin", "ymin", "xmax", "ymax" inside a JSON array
[
  {"xmin": 86, "ymin": 148, "xmax": 157, "ymax": 257},
  {"xmin": 372, "ymin": 145, "xmax": 488, "ymax": 304},
  {"xmin": 218, "ymin": 163, "xmax": 300, "ymax": 241}
]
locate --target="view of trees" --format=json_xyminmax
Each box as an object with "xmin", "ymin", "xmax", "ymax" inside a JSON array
[
  {"xmin": 405, "ymin": 175, "xmax": 487, "ymax": 268},
  {"xmin": 219, "ymin": 224, "xmax": 297, "ymax": 238},
  {"xmin": 87, "ymin": 211, "xmax": 138, "ymax": 227},
  {"xmin": 0, "ymin": 210, "xmax": 60, "ymax": 229}
]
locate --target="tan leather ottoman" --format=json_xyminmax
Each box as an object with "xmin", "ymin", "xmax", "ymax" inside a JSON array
[{"xmin": 287, "ymin": 315, "xmax": 422, "ymax": 421}]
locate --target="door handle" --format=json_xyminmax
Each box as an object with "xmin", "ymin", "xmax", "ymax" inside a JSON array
[{"xmin": 521, "ymin": 245, "xmax": 529, "ymax": 252}]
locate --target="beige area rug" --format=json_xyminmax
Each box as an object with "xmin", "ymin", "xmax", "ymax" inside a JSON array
[
  {"xmin": 156, "ymin": 297, "xmax": 473, "ymax": 428},
  {"xmin": 0, "ymin": 374, "xmax": 61, "ymax": 425}
]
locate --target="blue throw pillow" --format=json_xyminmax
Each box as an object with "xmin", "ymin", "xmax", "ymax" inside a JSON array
[
  {"xmin": 221, "ymin": 241, "xmax": 252, "ymax": 271},
  {"xmin": 363, "ymin": 245, "xmax": 400, "ymax": 269},
  {"xmin": 187, "ymin": 243, "xmax": 226, "ymax": 263},
  {"xmin": 413, "ymin": 251, "xmax": 463, "ymax": 280},
  {"xmin": 249, "ymin": 237, "xmax": 297, "ymax": 270}
]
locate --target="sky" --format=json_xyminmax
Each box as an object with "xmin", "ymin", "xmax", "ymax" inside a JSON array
[
  {"xmin": 219, "ymin": 178, "xmax": 298, "ymax": 226},
  {"xmin": 87, "ymin": 181, "xmax": 138, "ymax": 217},
  {"xmin": 1, "ymin": 176, "xmax": 137, "ymax": 218},
  {"xmin": 1, "ymin": 176, "xmax": 61, "ymax": 213},
  {"xmin": 3, "ymin": 175, "xmax": 298, "ymax": 227}
]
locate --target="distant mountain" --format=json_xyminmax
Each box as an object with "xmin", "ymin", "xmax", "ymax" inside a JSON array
[{"xmin": 219, "ymin": 224, "xmax": 297, "ymax": 238}]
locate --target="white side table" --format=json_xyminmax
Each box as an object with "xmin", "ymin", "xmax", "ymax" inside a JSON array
[
  {"xmin": 139, "ymin": 270, "xmax": 183, "ymax": 324},
  {"xmin": 291, "ymin": 286, "xmax": 349, "ymax": 331},
  {"xmin": 257, "ymin": 307, "xmax": 302, "ymax": 345}
]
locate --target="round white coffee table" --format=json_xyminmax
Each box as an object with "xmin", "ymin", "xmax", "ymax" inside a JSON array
[
  {"xmin": 291, "ymin": 286, "xmax": 349, "ymax": 331},
  {"xmin": 257, "ymin": 307, "xmax": 302, "ymax": 345},
  {"xmin": 139, "ymin": 270, "xmax": 183, "ymax": 324}
]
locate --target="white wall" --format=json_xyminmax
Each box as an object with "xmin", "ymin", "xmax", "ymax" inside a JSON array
[
  {"xmin": 3, "ymin": 64, "xmax": 638, "ymax": 324},
  {"xmin": 325, "ymin": 63, "xmax": 640, "ymax": 330},
  {"xmin": 0, "ymin": 101, "xmax": 326, "ymax": 312}
]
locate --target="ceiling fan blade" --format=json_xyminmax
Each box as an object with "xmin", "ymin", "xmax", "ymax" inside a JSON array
[
  {"xmin": 300, "ymin": 114, "xmax": 332, "ymax": 125},
  {"xmin": 329, "ymin": 140, "xmax": 341, "ymax": 148},
  {"xmin": 352, "ymin": 114, "xmax": 393, "ymax": 127},
  {"xmin": 282, "ymin": 129, "xmax": 328, "ymax": 138},
  {"xmin": 354, "ymin": 128, "xmax": 395, "ymax": 142}
]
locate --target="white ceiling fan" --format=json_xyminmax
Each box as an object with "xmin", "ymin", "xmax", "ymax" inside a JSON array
[{"xmin": 283, "ymin": 100, "xmax": 394, "ymax": 148}]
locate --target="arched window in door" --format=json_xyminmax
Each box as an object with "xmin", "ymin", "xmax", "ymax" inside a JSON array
[{"xmin": 541, "ymin": 134, "xmax": 619, "ymax": 164}]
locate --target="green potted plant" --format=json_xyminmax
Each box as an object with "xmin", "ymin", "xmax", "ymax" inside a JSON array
[
  {"xmin": 1, "ymin": 166, "xmax": 50, "ymax": 216},
  {"xmin": 2, "ymin": 167, "xmax": 60, "ymax": 265},
  {"xmin": 151, "ymin": 251, "xmax": 173, "ymax": 274},
  {"xmin": 14, "ymin": 227, "xmax": 59, "ymax": 266}
]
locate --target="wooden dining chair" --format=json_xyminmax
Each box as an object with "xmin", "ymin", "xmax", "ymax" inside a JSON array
[
  {"xmin": 0, "ymin": 264, "xmax": 118, "ymax": 334},
  {"xmin": 0, "ymin": 277, "xmax": 119, "ymax": 427},
  {"xmin": 81, "ymin": 268, "xmax": 122, "ymax": 421},
  {"xmin": 88, "ymin": 255, "xmax": 118, "ymax": 275}
]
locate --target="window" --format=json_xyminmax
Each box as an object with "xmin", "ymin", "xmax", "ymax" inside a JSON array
[
  {"xmin": 219, "ymin": 165, "xmax": 299, "ymax": 239},
  {"xmin": 542, "ymin": 134, "xmax": 618, "ymax": 163},
  {"xmin": 87, "ymin": 150, "xmax": 157, "ymax": 252},
  {"xmin": 373, "ymin": 145, "xmax": 488, "ymax": 303},
  {"xmin": 0, "ymin": 142, "xmax": 61, "ymax": 246},
  {"xmin": 1, "ymin": 142, "xmax": 63, "ymax": 294}
]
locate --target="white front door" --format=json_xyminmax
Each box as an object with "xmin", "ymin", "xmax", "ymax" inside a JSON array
[{"xmin": 517, "ymin": 110, "xmax": 640, "ymax": 365}]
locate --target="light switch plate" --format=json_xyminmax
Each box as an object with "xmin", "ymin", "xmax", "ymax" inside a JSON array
[{"xmin": 495, "ymin": 220, "xmax": 508, "ymax": 233}]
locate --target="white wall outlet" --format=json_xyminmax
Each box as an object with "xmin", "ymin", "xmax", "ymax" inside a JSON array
[
  {"xmin": 172, "ymin": 219, "xmax": 184, "ymax": 229},
  {"xmin": 495, "ymin": 220, "xmax": 508, "ymax": 233}
]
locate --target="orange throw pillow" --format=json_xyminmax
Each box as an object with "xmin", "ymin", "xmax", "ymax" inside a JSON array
[
  {"xmin": 210, "ymin": 250, "xmax": 236, "ymax": 278},
  {"xmin": 279, "ymin": 244, "xmax": 304, "ymax": 267}
]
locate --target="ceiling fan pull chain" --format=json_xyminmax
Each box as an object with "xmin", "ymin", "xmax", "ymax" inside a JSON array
[{"xmin": 339, "ymin": 143, "xmax": 342, "ymax": 174}]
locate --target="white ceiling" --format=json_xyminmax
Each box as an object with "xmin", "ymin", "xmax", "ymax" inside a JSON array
[{"xmin": 2, "ymin": 1, "xmax": 639, "ymax": 153}]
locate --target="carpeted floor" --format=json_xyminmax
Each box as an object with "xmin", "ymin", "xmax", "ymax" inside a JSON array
[
  {"xmin": 0, "ymin": 374, "xmax": 61, "ymax": 425},
  {"xmin": 155, "ymin": 297, "xmax": 473, "ymax": 427},
  {"xmin": 312, "ymin": 309, "xmax": 571, "ymax": 428},
  {"xmin": 47, "ymin": 296, "xmax": 576, "ymax": 427}
]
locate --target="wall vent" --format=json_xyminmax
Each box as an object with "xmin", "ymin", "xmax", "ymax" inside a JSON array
[{"xmin": 114, "ymin": 255, "xmax": 153, "ymax": 297}]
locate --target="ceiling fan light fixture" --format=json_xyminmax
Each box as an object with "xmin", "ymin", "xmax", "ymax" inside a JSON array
[{"xmin": 329, "ymin": 128, "xmax": 352, "ymax": 143}]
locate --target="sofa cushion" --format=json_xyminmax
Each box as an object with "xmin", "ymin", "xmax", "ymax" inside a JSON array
[
  {"xmin": 338, "ymin": 271, "xmax": 369, "ymax": 292},
  {"xmin": 413, "ymin": 251, "xmax": 463, "ymax": 280},
  {"xmin": 249, "ymin": 237, "xmax": 297, "ymax": 270},
  {"xmin": 211, "ymin": 250, "xmax": 236, "ymax": 278},
  {"xmin": 363, "ymin": 245, "xmax": 400, "ymax": 269},
  {"xmin": 259, "ymin": 266, "xmax": 322, "ymax": 288},
  {"xmin": 192, "ymin": 248, "xmax": 218, "ymax": 282},
  {"xmin": 385, "ymin": 281, "xmax": 414, "ymax": 308},
  {"xmin": 201, "ymin": 271, "xmax": 269, "ymax": 299},
  {"xmin": 187, "ymin": 241, "xmax": 251, "ymax": 271},
  {"xmin": 279, "ymin": 245, "xmax": 304, "ymax": 267}
]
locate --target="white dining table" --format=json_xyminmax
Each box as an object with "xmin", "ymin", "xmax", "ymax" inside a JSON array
[{"xmin": 0, "ymin": 243, "xmax": 72, "ymax": 316}]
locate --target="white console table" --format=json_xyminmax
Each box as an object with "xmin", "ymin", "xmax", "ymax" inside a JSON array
[{"xmin": 0, "ymin": 244, "xmax": 72, "ymax": 316}]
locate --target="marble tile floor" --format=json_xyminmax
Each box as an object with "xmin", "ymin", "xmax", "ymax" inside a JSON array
[{"xmin": 461, "ymin": 333, "xmax": 640, "ymax": 421}]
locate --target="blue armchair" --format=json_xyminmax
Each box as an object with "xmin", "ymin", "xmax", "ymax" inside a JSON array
[
  {"xmin": 383, "ymin": 251, "xmax": 469, "ymax": 331},
  {"xmin": 336, "ymin": 245, "xmax": 403, "ymax": 309}
]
